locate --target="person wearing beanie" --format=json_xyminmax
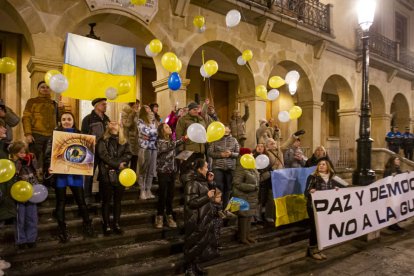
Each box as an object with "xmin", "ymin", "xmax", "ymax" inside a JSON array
[
  {"xmin": 81, "ymin": 97, "xmax": 111, "ymax": 204},
  {"xmin": 232, "ymin": 147, "xmax": 259, "ymax": 245},
  {"xmin": 229, "ymin": 101, "xmax": 249, "ymax": 147},
  {"xmin": 175, "ymin": 101, "xmax": 207, "ymax": 160},
  {"xmin": 22, "ymin": 80, "xmax": 65, "ymax": 179}
]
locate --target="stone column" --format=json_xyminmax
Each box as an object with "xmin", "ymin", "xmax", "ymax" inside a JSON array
[
  {"xmin": 338, "ymin": 108, "xmax": 360, "ymax": 164},
  {"xmin": 152, "ymin": 77, "xmax": 190, "ymax": 119},
  {"xmin": 371, "ymin": 114, "xmax": 391, "ymax": 148},
  {"xmin": 298, "ymin": 101, "xmax": 323, "ymax": 151}
]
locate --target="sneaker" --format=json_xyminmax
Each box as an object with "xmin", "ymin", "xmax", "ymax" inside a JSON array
[
  {"xmin": 146, "ymin": 190, "xmax": 155, "ymax": 199},
  {"xmin": 167, "ymin": 215, "xmax": 177, "ymax": 228},
  {"xmin": 139, "ymin": 190, "xmax": 147, "ymax": 200},
  {"xmin": 0, "ymin": 260, "xmax": 11, "ymax": 270},
  {"xmin": 155, "ymin": 215, "xmax": 163, "ymax": 229}
]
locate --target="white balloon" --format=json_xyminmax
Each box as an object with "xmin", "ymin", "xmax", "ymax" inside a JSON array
[
  {"xmin": 255, "ymin": 154, "xmax": 270, "ymax": 170},
  {"xmin": 198, "ymin": 25, "xmax": 206, "ymax": 33},
  {"xmin": 267, "ymin": 89, "xmax": 280, "ymax": 101},
  {"xmin": 105, "ymin": 87, "xmax": 118, "ymax": 100},
  {"xmin": 278, "ymin": 111, "xmax": 290, "ymax": 123},
  {"xmin": 288, "ymin": 82, "xmax": 297, "ymax": 95},
  {"xmin": 145, "ymin": 44, "xmax": 157, "ymax": 57},
  {"xmin": 200, "ymin": 65, "xmax": 211, "ymax": 78},
  {"xmin": 226, "ymin": 9, "xmax": 241, "ymax": 28},
  {"xmin": 237, "ymin": 55, "xmax": 247, "ymax": 66},
  {"xmin": 49, "ymin": 74, "xmax": 69, "ymax": 93},
  {"xmin": 285, "ymin": 70, "xmax": 300, "ymax": 84},
  {"xmin": 187, "ymin": 123, "xmax": 207, "ymax": 143}
]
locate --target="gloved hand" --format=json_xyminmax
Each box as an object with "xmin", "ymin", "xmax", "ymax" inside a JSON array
[{"xmin": 294, "ymin": 129, "xmax": 305, "ymax": 136}]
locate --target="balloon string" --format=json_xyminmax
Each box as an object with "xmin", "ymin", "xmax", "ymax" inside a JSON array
[
  {"xmin": 208, "ymin": 78, "xmax": 214, "ymax": 106},
  {"xmin": 202, "ymin": 49, "xmax": 205, "ymax": 81}
]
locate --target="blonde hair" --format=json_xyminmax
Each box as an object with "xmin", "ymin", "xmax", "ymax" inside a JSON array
[{"xmin": 102, "ymin": 123, "xmax": 127, "ymax": 145}]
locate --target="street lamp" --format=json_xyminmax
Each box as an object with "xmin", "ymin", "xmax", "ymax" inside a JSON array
[{"xmin": 352, "ymin": 0, "xmax": 376, "ymax": 186}]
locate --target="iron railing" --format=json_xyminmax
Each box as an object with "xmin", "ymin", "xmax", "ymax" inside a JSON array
[
  {"xmin": 326, "ymin": 148, "xmax": 354, "ymax": 170},
  {"xmin": 239, "ymin": 0, "xmax": 331, "ymax": 33}
]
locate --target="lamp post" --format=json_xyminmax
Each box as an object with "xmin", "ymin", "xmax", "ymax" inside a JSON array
[{"xmin": 352, "ymin": 0, "xmax": 377, "ymax": 186}]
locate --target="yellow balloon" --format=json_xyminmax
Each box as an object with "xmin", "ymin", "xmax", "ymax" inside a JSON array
[
  {"xmin": 0, "ymin": 57, "xmax": 16, "ymax": 74},
  {"xmin": 173, "ymin": 59, "xmax": 182, "ymax": 73},
  {"xmin": 242, "ymin": 49, "xmax": 253, "ymax": 61},
  {"xmin": 289, "ymin": 106, "xmax": 303, "ymax": 119},
  {"xmin": 193, "ymin": 15, "xmax": 205, "ymax": 28},
  {"xmin": 206, "ymin": 121, "xmax": 225, "ymax": 142},
  {"xmin": 131, "ymin": 0, "xmax": 146, "ymax": 5},
  {"xmin": 11, "ymin": 181, "xmax": 33, "ymax": 202},
  {"xmin": 149, "ymin": 39, "xmax": 163, "ymax": 54},
  {"xmin": 161, "ymin": 52, "xmax": 179, "ymax": 72},
  {"xmin": 255, "ymin": 85, "xmax": 267, "ymax": 100},
  {"xmin": 118, "ymin": 168, "xmax": 137, "ymax": 187},
  {"xmin": 240, "ymin": 154, "xmax": 256, "ymax": 169},
  {"xmin": 44, "ymin": 70, "xmax": 61, "ymax": 86},
  {"xmin": 117, "ymin": 80, "xmax": 131, "ymax": 95},
  {"xmin": 268, "ymin": 76, "xmax": 286, "ymax": 89},
  {"xmin": 204, "ymin": 60, "xmax": 218, "ymax": 76},
  {"xmin": 0, "ymin": 159, "xmax": 16, "ymax": 183}
]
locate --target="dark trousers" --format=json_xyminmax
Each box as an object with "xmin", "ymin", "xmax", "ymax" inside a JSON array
[
  {"xmin": 130, "ymin": 155, "xmax": 138, "ymax": 174},
  {"xmin": 404, "ymin": 149, "xmax": 413, "ymax": 160},
  {"xmin": 307, "ymin": 206, "xmax": 317, "ymax": 247},
  {"xmin": 213, "ymin": 169, "xmax": 233, "ymax": 209},
  {"xmin": 389, "ymin": 145, "xmax": 400, "ymax": 154},
  {"xmin": 84, "ymin": 159, "xmax": 99, "ymax": 200},
  {"xmin": 30, "ymin": 133, "xmax": 50, "ymax": 173},
  {"xmin": 157, "ymin": 172, "xmax": 175, "ymax": 216},
  {"xmin": 101, "ymin": 182, "xmax": 125, "ymax": 226},
  {"xmin": 55, "ymin": 186, "xmax": 90, "ymax": 225}
]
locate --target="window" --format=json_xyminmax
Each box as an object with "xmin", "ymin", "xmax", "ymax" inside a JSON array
[{"xmin": 395, "ymin": 12, "xmax": 408, "ymax": 49}]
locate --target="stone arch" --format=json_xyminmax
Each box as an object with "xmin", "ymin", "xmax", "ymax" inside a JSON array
[
  {"xmin": 391, "ymin": 93, "xmax": 410, "ymax": 131},
  {"xmin": 369, "ymin": 85, "xmax": 387, "ymax": 147},
  {"xmin": 320, "ymin": 75, "xmax": 355, "ymax": 152}
]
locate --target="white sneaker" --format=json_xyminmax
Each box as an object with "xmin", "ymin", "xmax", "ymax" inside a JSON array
[
  {"xmin": 0, "ymin": 260, "xmax": 10, "ymax": 270},
  {"xmin": 146, "ymin": 190, "xmax": 155, "ymax": 199},
  {"xmin": 139, "ymin": 190, "xmax": 147, "ymax": 200}
]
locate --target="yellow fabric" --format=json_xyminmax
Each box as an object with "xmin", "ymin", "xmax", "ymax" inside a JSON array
[
  {"xmin": 62, "ymin": 64, "xmax": 136, "ymax": 102},
  {"xmin": 225, "ymin": 201, "xmax": 240, "ymax": 212},
  {"xmin": 274, "ymin": 194, "xmax": 308, "ymax": 227}
]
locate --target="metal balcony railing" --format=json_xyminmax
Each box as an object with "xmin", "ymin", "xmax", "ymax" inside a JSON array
[
  {"xmin": 239, "ymin": 0, "xmax": 331, "ymax": 33},
  {"xmin": 326, "ymin": 148, "xmax": 354, "ymax": 170}
]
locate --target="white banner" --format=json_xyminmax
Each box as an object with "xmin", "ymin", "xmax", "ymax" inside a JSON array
[{"xmin": 312, "ymin": 171, "xmax": 414, "ymax": 249}]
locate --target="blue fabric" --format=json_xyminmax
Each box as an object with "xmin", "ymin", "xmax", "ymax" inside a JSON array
[
  {"xmin": 271, "ymin": 166, "xmax": 316, "ymax": 198},
  {"xmin": 15, "ymin": 202, "xmax": 38, "ymax": 244}
]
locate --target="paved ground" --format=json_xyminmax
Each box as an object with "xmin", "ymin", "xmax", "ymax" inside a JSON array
[{"xmin": 265, "ymin": 218, "xmax": 414, "ymax": 275}]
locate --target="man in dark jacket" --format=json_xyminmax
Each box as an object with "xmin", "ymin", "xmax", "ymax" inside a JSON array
[
  {"xmin": 402, "ymin": 126, "xmax": 414, "ymax": 160},
  {"xmin": 0, "ymin": 99, "xmax": 20, "ymax": 154},
  {"xmin": 81, "ymin": 98, "xmax": 111, "ymax": 203},
  {"xmin": 385, "ymin": 126, "xmax": 402, "ymax": 154}
]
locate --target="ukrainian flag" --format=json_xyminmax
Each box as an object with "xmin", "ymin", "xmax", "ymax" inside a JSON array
[
  {"xmin": 271, "ymin": 166, "xmax": 316, "ymax": 227},
  {"xmin": 62, "ymin": 33, "xmax": 136, "ymax": 102}
]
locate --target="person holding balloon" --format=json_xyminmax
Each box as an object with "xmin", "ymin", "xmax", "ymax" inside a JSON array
[
  {"xmin": 22, "ymin": 81, "xmax": 65, "ymax": 180},
  {"xmin": 97, "ymin": 122, "xmax": 132, "ymax": 235},
  {"xmin": 8, "ymin": 141, "xmax": 40, "ymax": 249},
  {"xmin": 44, "ymin": 112, "xmax": 95, "ymax": 243}
]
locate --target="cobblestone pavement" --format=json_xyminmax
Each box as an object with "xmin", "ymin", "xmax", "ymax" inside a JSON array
[{"xmin": 265, "ymin": 218, "xmax": 414, "ymax": 276}]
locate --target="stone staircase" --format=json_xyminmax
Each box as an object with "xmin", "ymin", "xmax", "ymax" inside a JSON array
[{"xmin": 1, "ymin": 183, "xmax": 310, "ymax": 276}]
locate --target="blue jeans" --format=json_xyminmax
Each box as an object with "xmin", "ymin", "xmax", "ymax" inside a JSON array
[
  {"xmin": 15, "ymin": 202, "xmax": 38, "ymax": 245},
  {"xmin": 212, "ymin": 169, "xmax": 233, "ymax": 209}
]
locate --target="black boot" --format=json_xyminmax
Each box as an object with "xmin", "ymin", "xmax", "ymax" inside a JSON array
[
  {"xmin": 102, "ymin": 223, "xmax": 112, "ymax": 236},
  {"xmin": 58, "ymin": 222, "xmax": 70, "ymax": 243},
  {"xmin": 113, "ymin": 223, "xmax": 124, "ymax": 235},
  {"xmin": 185, "ymin": 264, "xmax": 197, "ymax": 276},
  {"xmin": 238, "ymin": 217, "xmax": 250, "ymax": 245},
  {"xmin": 194, "ymin": 263, "xmax": 206, "ymax": 275},
  {"xmin": 82, "ymin": 221, "xmax": 96, "ymax": 238}
]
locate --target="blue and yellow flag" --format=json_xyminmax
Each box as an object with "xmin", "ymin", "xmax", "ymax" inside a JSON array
[
  {"xmin": 62, "ymin": 33, "xmax": 136, "ymax": 102},
  {"xmin": 271, "ymin": 166, "xmax": 316, "ymax": 227}
]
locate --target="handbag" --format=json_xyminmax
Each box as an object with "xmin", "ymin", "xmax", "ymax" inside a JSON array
[{"xmin": 108, "ymin": 169, "xmax": 120, "ymax": 186}]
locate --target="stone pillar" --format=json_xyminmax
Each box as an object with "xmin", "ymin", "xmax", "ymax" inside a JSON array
[
  {"xmin": 371, "ymin": 114, "xmax": 391, "ymax": 148},
  {"xmin": 299, "ymin": 101, "xmax": 323, "ymax": 151},
  {"xmin": 338, "ymin": 108, "xmax": 359, "ymax": 164},
  {"xmin": 152, "ymin": 77, "xmax": 190, "ymax": 119}
]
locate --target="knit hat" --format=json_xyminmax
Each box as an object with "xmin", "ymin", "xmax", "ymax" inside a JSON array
[
  {"xmin": 92, "ymin": 98, "xmax": 107, "ymax": 106},
  {"xmin": 239, "ymin": 148, "xmax": 252, "ymax": 155},
  {"xmin": 187, "ymin": 102, "xmax": 199, "ymax": 110}
]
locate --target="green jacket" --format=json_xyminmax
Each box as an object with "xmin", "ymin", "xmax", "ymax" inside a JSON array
[{"xmin": 175, "ymin": 113, "xmax": 207, "ymax": 154}]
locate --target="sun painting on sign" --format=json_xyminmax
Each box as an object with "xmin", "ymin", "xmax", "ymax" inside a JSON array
[{"xmin": 50, "ymin": 131, "xmax": 96, "ymax": 175}]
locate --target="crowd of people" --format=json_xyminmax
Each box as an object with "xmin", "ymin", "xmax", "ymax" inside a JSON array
[
  {"xmin": 386, "ymin": 125, "xmax": 414, "ymax": 160},
  {"xmin": 0, "ymin": 79, "xmax": 410, "ymax": 276}
]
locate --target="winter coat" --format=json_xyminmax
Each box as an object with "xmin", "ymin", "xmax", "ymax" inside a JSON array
[
  {"xmin": 402, "ymin": 132, "xmax": 414, "ymax": 151},
  {"xmin": 81, "ymin": 110, "xmax": 110, "ymax": 140},
  {"xmin": 232, "ymin": 162, "xmax": 260, "ymax": 217},
  {"xmin": 183, "ymin": 171, "xmax": 217, "ymax": 263},
  {"xmin": 229, "ymin": 105, "xmax": 249, "ymax": 141},
  {"xmin": 305, "ymin": 173, "xmax": 342, "ymax": 208},
  {"xmin": 97, "ymin": 135, "xmax": 132, "ymax": 184},
  {"xmin": 176, "ymin": 113, "xmax": 207, "ymax": 154},
  {"xmin": 0, "ymin": 178, "xmax": 16, "ymax": 221},
  {"xmin": 284, "ymin": 146, "xmax": 306, "ymax": 168},
  {"xmin": 137, "ymin": 119, "xmax": 157, "ymax": 150},
  {"xmin": 156, "ymin": 137, "xmax": 185, "ymax": 174},
  {"xmin": 208, "ymin": 135, "xmax": 240, "ymax": 171},
  {"xmin": 14, "ymin": 154, "xmax": 40, "ymax": 186},
  {"xmin": 22, "ymin": 94, "xmax": 64, "ymax": 137},
  {"xmin": 383, "ymin": 166, "xmax": 402, "ymax": 178},
  {"xmin": 44, "ymin": 128, "xmax": 84, "ymax": 188},
  {"xmin": 1, "ymin": 106, "xmax": 20, "ymax": 143},
  {"xmin": 121, "ymin": 105, "xmax": 139, "ymax": 154}
]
